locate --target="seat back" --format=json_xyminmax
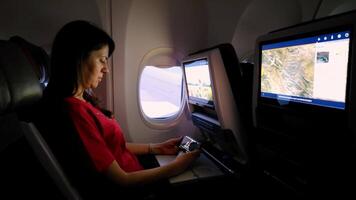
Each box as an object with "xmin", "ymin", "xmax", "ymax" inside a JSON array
[
  {"xmin": 21, "ymin": 122, "xmax": 81, "ymax": 200},
  {"xmin": 0, "ymin": 39, "xmax": 80, "ymax": 199},
  {"xmin": 182, "ymin": 43, "xmax": 251, "ymax": 169},
  {"xmin": 10, "ymin": 36, "xmax": 50, "ymax": 89},
  {"xmin": 35, "ymin": 94, "xmax": 124, "ymax": 199}
]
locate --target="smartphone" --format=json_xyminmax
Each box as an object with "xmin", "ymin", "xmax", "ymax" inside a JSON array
[{"xmin": 178, "ymin": 136, "xmax": 201, "ymax": 152}]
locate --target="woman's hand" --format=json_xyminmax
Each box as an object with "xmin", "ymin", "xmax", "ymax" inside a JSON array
[
  {"xmin": 150, "ymin": 137, "xmax": 182, "ymax": 155},
  {"xmin": 173, "ymin": 150, "xmax": 200, "ymax": 173}
]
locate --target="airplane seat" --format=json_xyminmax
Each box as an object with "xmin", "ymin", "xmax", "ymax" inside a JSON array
[
  {"xmin": 9, "ymin": 36, "xmax": 50, "ymax": 90},
  {"xmin": 0, "ymin": 39, "xmax": 80, "ymax": 199},
  {"xmin": 34, "ymin": 101, "xmax": 124, "ymax": 199},
  {"xmin": 238, "ymin": 62, "xmax": 265, "ymax": 185},
  {"xmin": 216, "ymin": 44, "xmax": 254, "ymax": 163},
  {"xmin": 236, "ymin": 62, "xmax": 255, "ymax": 138},
  {"xmin": 182, "ymin": 43, "xmax": 253, "ymax": 173},
  {"xmin": 7, "ymin": 36, "xmax": 50, "ymax": 123},
  {"xmin": 213, "ymin": 44, "xmax": 251, "ymax": 165},
  {"xmin": 28, "ymin": 57, "xmax": 145, "ymax": 199},
  {"xmin": 216, "ymin": 45, "xmax": 256, "ymax": 174},
  {"xmin": 34, "ymin": 88, "xmax": 159, "ymax": 199},
  {"xmin": 238, "ymin": 62, "xmax": 257, "ymax": 156}
]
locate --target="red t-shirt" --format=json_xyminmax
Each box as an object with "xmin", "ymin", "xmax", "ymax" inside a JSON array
[{"xmin": 64, "ymin": 97, "xmax": 143, "ymax": 172}]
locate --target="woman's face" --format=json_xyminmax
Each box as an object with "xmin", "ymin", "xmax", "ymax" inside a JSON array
[{"xmin": 81, "ymin": 45, "xmax": 109, "ymax": 89}]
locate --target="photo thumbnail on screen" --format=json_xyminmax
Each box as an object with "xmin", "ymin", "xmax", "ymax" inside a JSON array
[{"xmin": 184, "ymin": 59, "xmax": 213, "ymax": 103}]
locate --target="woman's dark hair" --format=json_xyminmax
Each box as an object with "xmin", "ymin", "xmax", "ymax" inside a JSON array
[{"xmin": 44, "ymin": 20, "xmax": 115, "ymax": 102}]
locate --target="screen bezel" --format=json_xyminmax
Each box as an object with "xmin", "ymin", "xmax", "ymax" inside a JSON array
[
  {"xmin": 183, "ymin": 57, "xmax": 215, "ymax": 109},
  {"xmin": 257, "ymin": 26, "xmax": 353, "ymax": 114}
]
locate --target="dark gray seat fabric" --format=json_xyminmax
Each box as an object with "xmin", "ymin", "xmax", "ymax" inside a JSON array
[
  {"xmin": 21, "ymin": 122, "xmax": 81, "ymax": 200},
  {"xmin": 0, "ymin": 40, "xmax": 80, "ymax": 199},
  {"xmin": 35, "ymin": 99, "xmax": 120, "ymax": 199},
  {"xmin": 9, "ymin": 36, "xmax": 50, "ymax": 89},
  {"xmin": 0, "ymin": 40, "xmax": 42, "ymax": 113}
]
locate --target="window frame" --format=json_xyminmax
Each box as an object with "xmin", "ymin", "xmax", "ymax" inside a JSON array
[{"xmin": 137, "ymin": 48, "xmax": 187, "ymax": 129}]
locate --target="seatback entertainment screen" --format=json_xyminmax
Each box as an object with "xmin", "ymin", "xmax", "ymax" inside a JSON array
[
  {"xmin": 184, "ymin": 58, "xmax": 214, "ymax": 107},
  {"xmin": 260, "ymin": 30, "xmax": 350, "ymax": 110}
]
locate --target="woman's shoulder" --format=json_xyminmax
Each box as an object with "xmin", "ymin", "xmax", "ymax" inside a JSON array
[
  {"xmin": 64, "ymin": 96, "xmax": 101, "ymax": 114},
  {"xmin": 64, "ymin": 97, "xmax": 91, "ymax": 110}
]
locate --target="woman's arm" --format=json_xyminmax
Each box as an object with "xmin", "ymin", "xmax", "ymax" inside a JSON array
[
  {"xmin": 126, "ymin": 143, "xmax": 150, "ymax": 155},
  {"xmin": 126, "ymin": 137, "xmax": 181, "ymax": 155},
  {"xmin": 104, "ymin": 150, "xmax": 200, "ymax": 186}
]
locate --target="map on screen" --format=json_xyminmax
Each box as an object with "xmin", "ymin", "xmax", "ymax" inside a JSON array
[{"xmin": 260, "ymin": 30, "xmax": 350, "ymax": 109}]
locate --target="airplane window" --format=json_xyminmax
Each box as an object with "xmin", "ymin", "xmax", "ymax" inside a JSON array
[{"xmin": 139, "ymin": 65, "xmax": 183, "ymax": 119}]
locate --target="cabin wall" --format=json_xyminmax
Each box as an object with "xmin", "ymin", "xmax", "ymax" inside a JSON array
[
  {"xmin": 110, "ymin": 0, "xmax": 257, "ymax": 142},
  {"xmin": 317, "ymin": 0, "xmax": 356, "ymax": 17},
  {"xmin": 0, "ymin": 0, "xmax": 103, "ymax": 50},
  {"xmin": 111, "ymin": 0, "xmax": 209, "ymax": 142},
  {"xmin": 230, "ymin": 0, "xmax": 356, "ymax": 63},
  {"xmin": 231, "ymin": 0, "xmax": 320, "ymax": 63}
]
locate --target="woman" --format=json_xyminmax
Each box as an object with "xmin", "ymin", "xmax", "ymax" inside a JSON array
[{"xmin": 41, "ymin": 20, "xmax": 200, "ymax": 188}]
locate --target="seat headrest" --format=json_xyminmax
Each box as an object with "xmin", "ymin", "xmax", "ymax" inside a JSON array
[
  {"xmin": 0, "ymin": 40, "xmax": 42, "ymax": 114},
  {"xmin": 9, "ymin": 36, "xmax": 50, "ymax": 88}
]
